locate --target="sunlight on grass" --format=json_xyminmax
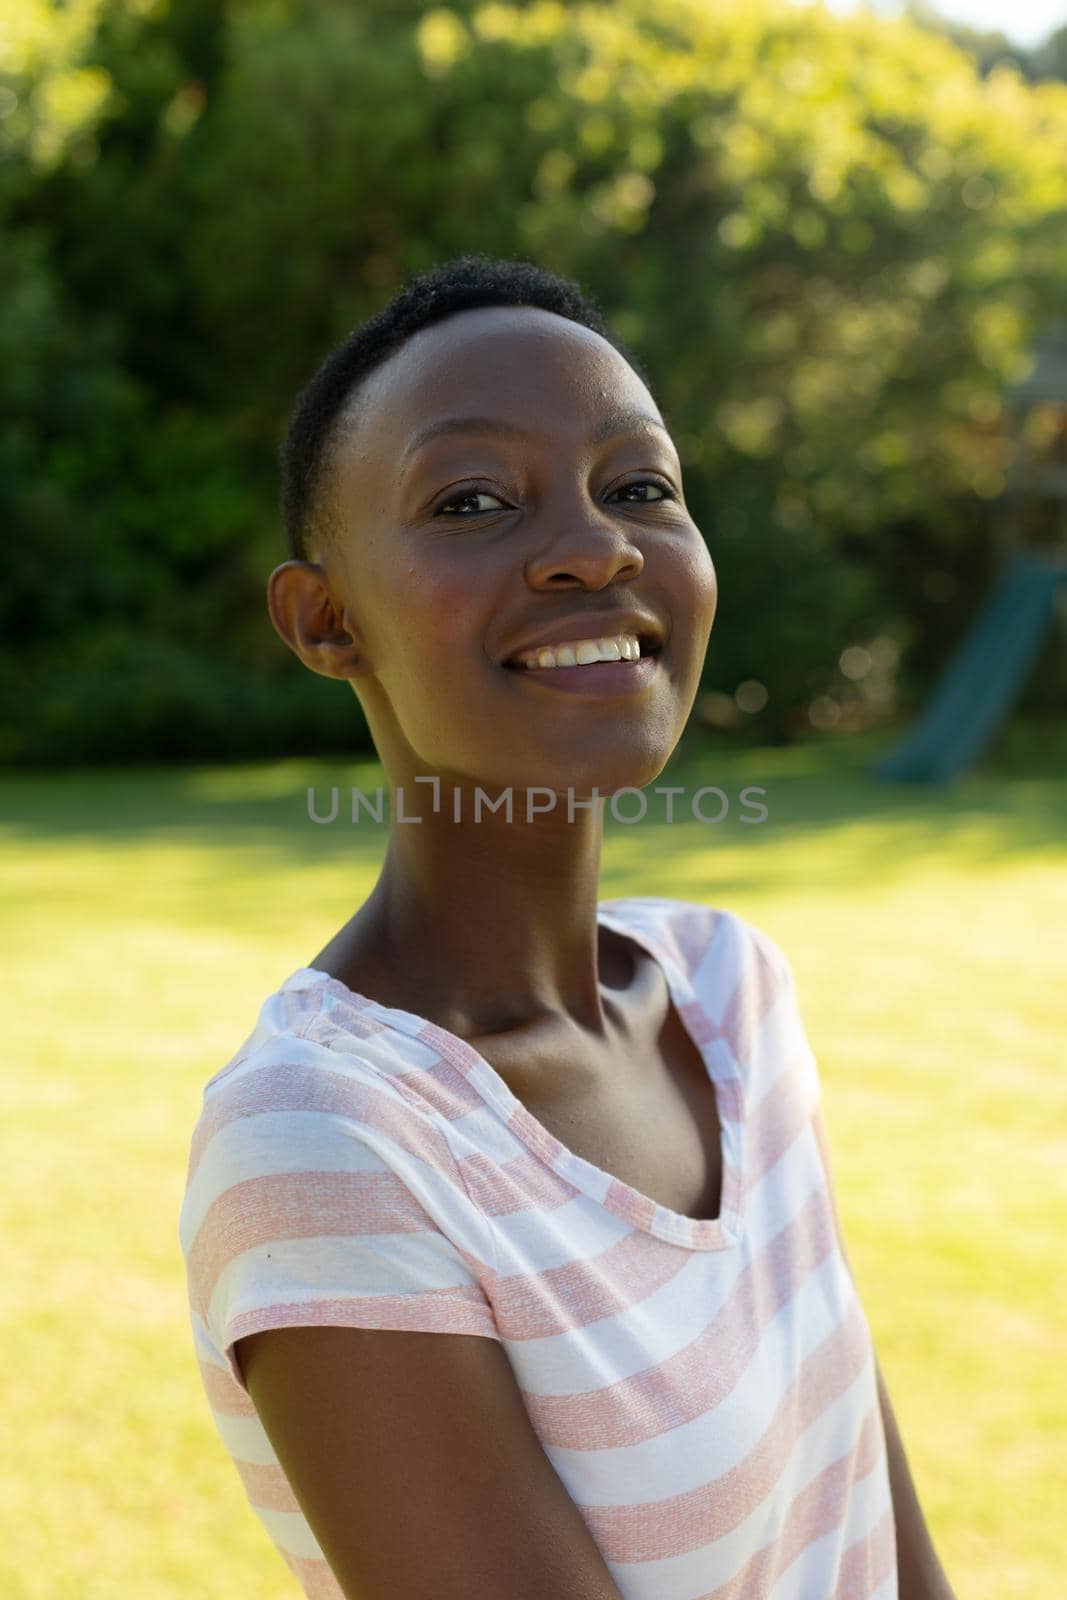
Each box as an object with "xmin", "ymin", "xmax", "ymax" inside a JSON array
[{"xmin": 3, "ymin": 727, "xmax": 1064, "ymax": 1597}]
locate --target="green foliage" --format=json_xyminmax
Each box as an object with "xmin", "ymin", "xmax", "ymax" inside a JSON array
[{"xmin": 3, "ymin": 0, "xmax": 1067, "ymax": 761}]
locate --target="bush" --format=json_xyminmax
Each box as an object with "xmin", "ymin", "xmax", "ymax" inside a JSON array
[{"xmin": 3, "ymin": 0, "xmax": 1066, "ymax": 761}]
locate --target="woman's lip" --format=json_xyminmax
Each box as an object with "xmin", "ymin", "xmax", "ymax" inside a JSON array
[{"xmin": 503, "ymin": 651, "xmax": 661, "ymax": 696}]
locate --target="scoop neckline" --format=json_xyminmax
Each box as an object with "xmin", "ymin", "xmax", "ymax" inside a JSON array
[{"xmin": 285, "ymin": 898, "xmax": 745, "ymax": 1253}]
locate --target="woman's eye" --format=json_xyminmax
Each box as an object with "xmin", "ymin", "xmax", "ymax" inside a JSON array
[
  {"xmin": 613, "ymin": 478, "xmax": 676, "ymax": 503},
  {"xmin": 432, "ymin": 476, "xmax": 677, "ymax": 517},
  {"xmin": 434, "ymin": 489, "xmax": 507, "ymax": 516}
]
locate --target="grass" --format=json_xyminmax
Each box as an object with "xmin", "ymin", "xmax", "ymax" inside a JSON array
[{"xmin": 2, "ymin": 718, "xmax": 1064, "ymax": 1598}]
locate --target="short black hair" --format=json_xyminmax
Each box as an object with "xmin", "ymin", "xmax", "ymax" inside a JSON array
[{"xmin": 278, "ymin": 252, "xmax": 654, "ymax": 565}]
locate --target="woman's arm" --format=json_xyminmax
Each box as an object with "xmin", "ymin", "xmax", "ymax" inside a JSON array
[
  {"xmin": 811, "ymin": 1106, "xmax": 958, "ymax": 1600},
  {"xmin": 237, "ymin": 1322, "xmax": 626, "ymax": 1600},
  {"xmin": 874, "ymin": 1352, "xmax": 957, "ymax": 1600}
]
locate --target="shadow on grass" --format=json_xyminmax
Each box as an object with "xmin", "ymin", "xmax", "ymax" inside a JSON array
[{"xmin": 1, "ymin": 723, "xmax": 1064, "ymax": 893}]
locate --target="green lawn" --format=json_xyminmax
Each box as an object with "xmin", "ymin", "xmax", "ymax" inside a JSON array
[{"xmin": 3, "ymin": 722, "xmax": 1064, "ymax": 1598}]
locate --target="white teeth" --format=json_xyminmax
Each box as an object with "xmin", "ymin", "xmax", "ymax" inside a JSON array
[{"xmin": 512, "ymin": 632, "xmax": 645, "ymax": 670}]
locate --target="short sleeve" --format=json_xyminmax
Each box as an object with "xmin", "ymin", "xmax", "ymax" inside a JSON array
[{"xmin": 179, "ymin": 1047, "xmax": 501, "ymax": 1396}]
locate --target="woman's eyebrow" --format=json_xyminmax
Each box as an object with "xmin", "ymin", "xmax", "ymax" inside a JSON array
[{"xmin": 401, "ymin": 407, "xmax": 672, "ymax": 463}]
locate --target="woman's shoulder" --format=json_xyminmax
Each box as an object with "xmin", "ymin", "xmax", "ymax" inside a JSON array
[
  {"xmin": 179, "ymin": 970, "xmax": 481, "ymax": 1265},
  {"xmin": 195, "ymin": 972, "xmax": 323, "ymax": 1095},
  {"xmin": 599, "ymin": 894, "xmax": 792, "ymax": 982},
  {"xmin": 189, "ymin": 968, "xmax": 456, "ymax": 1158}
]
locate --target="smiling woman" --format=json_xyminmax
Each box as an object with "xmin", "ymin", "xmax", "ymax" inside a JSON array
[{"xmin": 177, "ymin": 253, "xmax": 954, "ymax": 1600}]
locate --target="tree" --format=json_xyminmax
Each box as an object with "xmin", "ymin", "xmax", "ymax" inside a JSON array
[{"xmin": 4, "ymin": 0, "xmax": 1066, "ymax": 758}]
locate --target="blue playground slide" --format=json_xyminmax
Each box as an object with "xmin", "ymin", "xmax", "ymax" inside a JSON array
[{"xmin": 871, "ymin": 550, "xmax": 1067, "ymax": 783}]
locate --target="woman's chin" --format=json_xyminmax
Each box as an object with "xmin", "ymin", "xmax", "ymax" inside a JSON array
[{"xmin": 505, "ymin": 750, "xmax": 677, "ymax": 807}]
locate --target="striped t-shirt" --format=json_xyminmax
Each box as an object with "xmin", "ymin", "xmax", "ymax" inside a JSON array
[{"xmin": 178, "ymin": 897, "xmax": 897, "ymax": 1599}]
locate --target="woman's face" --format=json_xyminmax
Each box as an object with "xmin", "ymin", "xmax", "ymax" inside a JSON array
[{"xmin": 297, "ymin": 304, "xmax": 716, "ymax": 798}]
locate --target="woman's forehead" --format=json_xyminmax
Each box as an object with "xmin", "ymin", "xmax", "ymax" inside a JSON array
[{"xmin": 344, "ymin": 306, "xmax": 660, "ymax": 469}]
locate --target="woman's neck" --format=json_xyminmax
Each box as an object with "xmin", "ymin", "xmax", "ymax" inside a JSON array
[{"xmin": 312, "ymin": 784, "xmax": 619, "ymax": 1042}]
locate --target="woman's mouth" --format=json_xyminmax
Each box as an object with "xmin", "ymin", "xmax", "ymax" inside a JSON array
[
  {"xmin": 508, "ymin": 630, "xmax": 645, "ymax": 671},
  {"xmin": 503, "ymin": 631, "xmax": 662, "ymax": 696}
]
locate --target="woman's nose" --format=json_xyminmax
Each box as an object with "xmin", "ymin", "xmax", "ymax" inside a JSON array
[{"xmin": 522, "ymin": 516, "xmax": 645, "ymax": 589}]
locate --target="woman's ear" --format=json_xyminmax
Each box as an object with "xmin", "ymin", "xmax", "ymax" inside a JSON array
[{"xmin": 266, "ymin": 561, "xmax": 370, "ymax": 682}]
